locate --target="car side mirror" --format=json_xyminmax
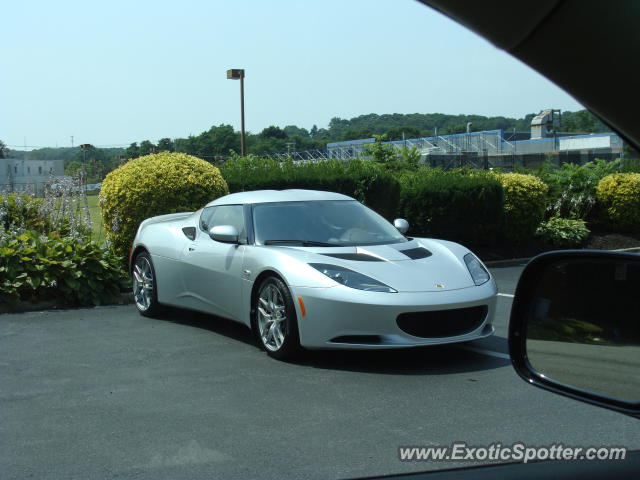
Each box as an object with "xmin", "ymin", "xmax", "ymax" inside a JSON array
[
  {"xmin": 394, "ymin": 218, "xmax": 409, "ymax": 234},
  {"xmin": 209, "ymin": 225, "xmax": 239, "ymax": 243},
  {"xmin": 509, "ymin": 250, "xmax": 640, "ymax": 418}
]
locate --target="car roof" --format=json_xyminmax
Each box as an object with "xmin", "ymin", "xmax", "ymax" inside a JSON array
[{"xmin": 206, "ymin": 189, "xmax": 354, "ymax": 207}]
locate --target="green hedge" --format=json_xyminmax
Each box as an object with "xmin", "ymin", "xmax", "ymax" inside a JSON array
[
  {"xmin": 497, "ymin": 173, "xmax": 548, "ymax": 242},
  {"xmin": 397, "ymin": 169, "xmax": 504, "ymax": 246},
  {"xmin": 220, "ymin": 157, "xmax": 400, "ymax": 220},
  {"xmin": 596, "ymin": 173, "xmax": 640, "ymax": 232}
]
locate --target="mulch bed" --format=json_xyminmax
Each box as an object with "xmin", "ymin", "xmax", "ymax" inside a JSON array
[{"xmin": 474, "ymin": 230, "xmax": 640, "ymax": 262}]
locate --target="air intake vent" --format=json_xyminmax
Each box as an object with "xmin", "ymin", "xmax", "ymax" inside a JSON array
[
  {"xmin": 182, "ymin": 227, "xmax": 196, "ymax": 241},
  {"xmin": 399, "ymin": 247, "xmax": 432, "ymax": 260},
  {"xmin": 330, "ymin": 335, "xmax": 383, "ymax": 344},
  {"xmin": 397, "ymin": 306, "xmax": 488, "ymax": 338},
  {"xmin": 322, "ymin": 253, "xmax": 384, "ymax": 262}
]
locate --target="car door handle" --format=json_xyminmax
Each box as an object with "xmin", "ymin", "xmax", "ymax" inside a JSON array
[{"xmin": 188, "ymin": 246, "xmax": 195, "ymax": 251}]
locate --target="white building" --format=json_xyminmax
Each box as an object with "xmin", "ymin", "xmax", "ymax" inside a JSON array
[{"xmin": 1, "ymin": 158, "xmax": 66, "ymax": 196}]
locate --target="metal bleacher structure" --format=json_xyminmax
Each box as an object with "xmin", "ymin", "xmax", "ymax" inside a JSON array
[
  {"xmin": 264, "ymin": 110, "xmax": 624, "ymax": 169},
  {"xmin": 326, "ymin": 130, "xmax": 510, "ymax": 169}
]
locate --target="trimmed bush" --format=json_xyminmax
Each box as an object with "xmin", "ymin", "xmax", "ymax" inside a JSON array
[
  {"xmin": 535, "ymin": 217, "xmax": 590, "ymax": 247},
  {"xmin": 397, "ymin": 169, "xmax": 504, "ymax": 246},
  {"xmin": 220, "ymin": 157, "xmax": 400, "ymax": 219},
  {"xmin": 497, "ymin": 173, "xmax": 548, "ymax": 242},
  {"xmin": 100, "ymin": 152, "xmax": 228, "ymax": 257},
  {"xmin": 596, "ymin": 173, "xmax": 640, "ymax": 232},
  {"xmin": 0, "ymin": 230, "xmax": 126, "ymax": 307}
]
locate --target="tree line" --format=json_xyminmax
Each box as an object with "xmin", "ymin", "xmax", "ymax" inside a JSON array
[{"xmin": 3, "ymin": 109, "xmax": 609, "ymax": 182}]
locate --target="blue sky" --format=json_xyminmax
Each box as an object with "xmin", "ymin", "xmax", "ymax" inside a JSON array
[{"xmin": 1, "ymin": 0, "xmax": 583, "ymax": 149}]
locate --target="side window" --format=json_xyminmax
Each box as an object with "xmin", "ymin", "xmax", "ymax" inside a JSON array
[
  {"xmin": 200, "ymin": 207, "xmax": 216, "ymax": 232},
  {"xmin": 199, "ymin": 205, "xmax": 246, "ymax": 242}
]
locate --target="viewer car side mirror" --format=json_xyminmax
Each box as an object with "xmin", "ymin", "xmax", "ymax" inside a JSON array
[
  {"xmin": 209, "ymin": 225, "xmax": 239, "ymax": 243},
  {"xmin": 509, "ymin": 250, "xmax": 640, "ymax": 418},
  {"xmin": 394, "ymin": 218, "xmax": 409, "ymax": 234}
]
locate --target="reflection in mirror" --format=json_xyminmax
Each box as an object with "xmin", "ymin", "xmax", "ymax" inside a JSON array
[{"xmin": 525, "ymin": 258, "xmax": 640, "ymax": 403}]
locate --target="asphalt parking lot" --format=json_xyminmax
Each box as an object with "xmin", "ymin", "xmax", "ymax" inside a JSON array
[{"xmin": 2, "ymin": 265, "xmax": 639, "ymax": 479}]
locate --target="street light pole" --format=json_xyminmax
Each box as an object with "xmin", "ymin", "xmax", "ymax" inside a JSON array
[
  {"xmin": 240, "ymin": 73, "xmax": 245, "ymax": 156},
  {"xmin": 227, "ymin": 69, "xmax": 246, "ymax": 156}
]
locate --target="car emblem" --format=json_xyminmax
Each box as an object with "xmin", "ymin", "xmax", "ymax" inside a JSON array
[{"xmin": 434, "ymin": 283, "xmax": 445, "ymax": 289}]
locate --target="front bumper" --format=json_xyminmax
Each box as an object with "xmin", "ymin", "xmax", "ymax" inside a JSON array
[{"xmin": 291, "ymin": 281, "xmax": 497, "ymax": 349}]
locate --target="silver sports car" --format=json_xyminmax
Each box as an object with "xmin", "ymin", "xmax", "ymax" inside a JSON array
[{"xmin": 130, "ymin": 189, "xmax": 497, "ymax": 359}]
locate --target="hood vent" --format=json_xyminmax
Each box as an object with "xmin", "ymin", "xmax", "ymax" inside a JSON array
[
  {"xmin": 322, "ymin": 253, "xmax": 384, "ymax": 262},
  {"xmin": 399, "ymin": 247, "xmax": 432, "ymax": 260}
]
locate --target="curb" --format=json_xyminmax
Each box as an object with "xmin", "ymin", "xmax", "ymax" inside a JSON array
[
  {"xmin": 484, "ymin": 257, "xmax": 531, "ymax": 268},
  {"xmin": 0, "ymin": 292, "xmax": 133, "ymax": 315},
  {"xmin": 611, "ymin": 246, "xmax": 640, "ymax": 253},
  {"xmin": 484, "ymin": 246, "xmax": 640, "ymax": 268}
]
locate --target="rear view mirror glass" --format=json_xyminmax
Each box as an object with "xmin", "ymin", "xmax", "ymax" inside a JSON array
[{"xmin": 524, "ymin": 257, "xmax": 640, "ymax": 403}]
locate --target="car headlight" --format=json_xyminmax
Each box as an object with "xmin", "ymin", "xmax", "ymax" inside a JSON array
[
  {"xmin": 309, "ymin": 263, "xmax": 397, "ymax": 293},
  {"xmin": 464, "ymin": 253, "xmax": 490, "ymax": 285}
]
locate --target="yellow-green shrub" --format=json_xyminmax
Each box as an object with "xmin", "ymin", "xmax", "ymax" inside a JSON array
[
  {"xmin": 596, "ymin": 173, "xmax": 640, "ymax": 232},
  {"xmin": 100, "ymin": 152, "xmax": 228, "ymax": 256},
  {"xmin": 497, "ymin": 173, "xmax": 548, "ymax": 242}
]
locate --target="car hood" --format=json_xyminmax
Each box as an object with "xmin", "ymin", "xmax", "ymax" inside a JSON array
[{"xmin": 269, "ymin": 238, "xmax": 478, "ymax": 292}]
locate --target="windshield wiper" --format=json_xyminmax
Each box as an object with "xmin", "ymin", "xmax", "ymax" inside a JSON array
[{"xmin": 263, "ymin": 239, "xmax": 337, "ymax": 247}]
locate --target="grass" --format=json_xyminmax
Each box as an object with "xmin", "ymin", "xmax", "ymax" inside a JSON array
[
  {"xmin": 86, "ymin": 194, "xmax": 105, "ymax": 241},
  {"xmin": 50, "ymin": 193, "xmax": 105, "ymax": 242}
]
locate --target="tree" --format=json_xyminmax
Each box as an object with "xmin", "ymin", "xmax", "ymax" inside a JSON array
[
  {"xmin": 385, "ymin": 126, "xmax": 422, "ymax": 141},
  {"xmin": 363, "ymin": 134, "xmax": 397, "ymax": 163},
  {"xmin": 283, "ymin": 125, "xmax": 309, "ymax": 138},
  {"xmin": 260, "ymin": 126, "xmax": 288, "ymax": 139},
  {"xmin": 208, "ymin": 125, "xmax": 240, "ymax": 155},
  {"xmin": 70, "ymin": 145, "xmax": 110, "ymax": 182},
  {"xmin": 0, "ymin": 140, "xmax": 7, "ymax": 159},
  {"xmin": 139, "ymin": 140, "xmax": 156, "ymax": 156},
  {"xmin": 157, "ymin": 138, "xmax": 174, "ymax": 152},
  {"xmin": 561, "ymin": 110, "xmax": 606, "ymax": 133},
  {"xmin": 64, "ymin": 160, "xmax": 83, "ymax": 177},
  {"xmin": 126, "ymin": 142, "xmax": 140, "ymax": 159},
  {"xmin": 341, "ymin": 128, "xmax": 373, "ymax": 141},
  {"xmin": 400, "ymin": 146, "xmax": 421, "ymax": 165}
]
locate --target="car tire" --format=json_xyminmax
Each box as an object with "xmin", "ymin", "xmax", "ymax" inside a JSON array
[
  {"xmin": 254, "ymin": 276, "xmax": 302, "ymax": 360},
  {"xmin": 132, "ymin": 251, "xmax": 164, "ymax": 318}
]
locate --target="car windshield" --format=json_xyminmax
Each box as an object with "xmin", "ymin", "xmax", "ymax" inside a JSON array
[{"xmin": 253, "ymin": 200, "xmax": 407, "ymax": 247}]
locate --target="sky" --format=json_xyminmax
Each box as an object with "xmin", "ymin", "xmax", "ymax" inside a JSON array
[{"xmin": 1, "ymin": 0, "xmax": 583, "ymax": 150}]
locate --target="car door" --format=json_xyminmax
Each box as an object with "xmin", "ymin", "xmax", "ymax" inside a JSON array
[{"xmin": 179, "ymin": 204, "xmax": 247, "ymax": 321}]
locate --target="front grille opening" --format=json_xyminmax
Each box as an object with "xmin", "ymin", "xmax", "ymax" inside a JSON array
[
  {"xmin": 397, "ymin": 305, "xmax": 488, "ymax": 338},
  {"xmin": 330, "ymin": 335, "xmax": 383, "ymax": 344}
]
